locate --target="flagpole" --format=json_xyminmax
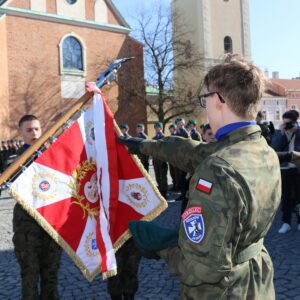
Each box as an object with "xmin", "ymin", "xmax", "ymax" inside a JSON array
[
  {"xmin": 0, "ymin": 57, "xmax": 134, "ymax": 187},
  {"xmin": 0, "ymin": 92, "xmax": 93, "ymax": 186}
]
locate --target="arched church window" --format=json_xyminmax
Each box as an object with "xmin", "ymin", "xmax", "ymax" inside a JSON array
[
  {"xmin": 62, "ymin": 36, "xmax": 83, "ymax": 71},
  {"xmin": 224, "ymin": 36, "xmax": 233, "ymax": 53}
]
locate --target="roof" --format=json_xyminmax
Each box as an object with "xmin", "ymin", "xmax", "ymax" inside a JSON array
[
  {"xmin": 271, "ymin": 79, "xmax": 300, "ymax": 91},
  {"xmin": 108, "ymin": 0, "xmax": 130, "ymax": 29},
  {"xmin": 146, "ymin": 85, "xmax": 159, "ymax": 96},
  {"xmin": 0, "ymin": 0, "xmax": 130, "ymax": 29},
  {"xmin": 265, "ymin": 80, "xmax": 286, "ymax": 97}
]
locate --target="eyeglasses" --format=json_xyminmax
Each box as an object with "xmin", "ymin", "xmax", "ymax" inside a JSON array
[{"xmin": 198, "ymin": 92, "xmax": 225, "ymax": 108}]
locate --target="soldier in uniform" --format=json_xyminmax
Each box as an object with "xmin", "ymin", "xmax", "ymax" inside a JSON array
[
  {"xmin": 120, "ymin": 124, "xmax": 130, "ymax": 138},
  {"xmin": 168, "ymin": 124, "xmax": 178, "ymax": 191},
  {"xmin": 13, "ymin": 115, "xmax": 62, "ymax": 300},
  {"xmin": 1, "ymin": 140, "xmax": 9, "ymax": 173},
  {"xmin": 202, "ymin": 123, "xmax": 216, "ymax": 142},
  {"xmin": 187, "ymin": 120, "xmax": 202, "ymax": 141},
  {"xmin": 135, "ymin": 123, "xmax": 149, "ymax": 172},
  {"xmin": 107, "ymin": 238, "xmax": 141, "ymax": 300},
  {"xmin": 152, "ymin": 122, "xmax": 168, "ymax": 198},
  {"xmin": 0, "ymin": 141, "xmax": 4, "ymax": 174},
  {"xmin": 119, "ymin": 54, "xmax": 281, "ymax": 299},
  {"xmin": 175, "ymin": 118, "xmax": 189, "ymax": 201}
]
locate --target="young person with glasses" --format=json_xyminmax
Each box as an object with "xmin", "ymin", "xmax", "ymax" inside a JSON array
[{"xmin": 119, "ymin": 54, "xmax": 280, "ymax": 299}]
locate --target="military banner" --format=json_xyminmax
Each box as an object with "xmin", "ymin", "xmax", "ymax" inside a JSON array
[{"xmin": 9, "ymin": 93, "xmax": 167, "ymax": 281}]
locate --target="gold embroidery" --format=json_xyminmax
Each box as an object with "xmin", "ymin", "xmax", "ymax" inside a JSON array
[
  {"xmin": 69, "ymin": 158, "xmax": 99, "ymax": 219},
  {"xmin": 32, "ymin": 172, "xmax": 58, "ymax": 201},
  {"xmin": 125, "ymin": 183, "xmax": 149, "ymax": 208}
]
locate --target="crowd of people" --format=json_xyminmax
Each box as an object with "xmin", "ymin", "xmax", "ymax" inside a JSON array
[
  {"xmin": 119, "ymin": 119, "xmax": 216, "ymax": 205},
  {"xmin": 1, "ymin": 54, "xmax": 300, "ymax": 299},
  {"xmin": 118, "ymin": 107, "xmax": 300, "ymax": 238},
  {"xmin": 0, "ymin": 139, "xmax": 24, "ymax": 173}
]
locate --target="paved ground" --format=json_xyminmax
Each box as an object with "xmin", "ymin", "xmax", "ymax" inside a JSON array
[{"xmin": 1, "ymin": 166, "xmax": 300, "ymax": 299}]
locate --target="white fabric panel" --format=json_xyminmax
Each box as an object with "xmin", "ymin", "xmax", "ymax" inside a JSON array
[
  {"xmin": 76, "ymin": 216, "xmax": 101, "ymax": 274},
  {"xmin": 118, "ymin": 177, "xmax": 161, "ymax": 215},
  {"xmin": 77, "ymin": 107, "xmax": 97, "ymax": 160},
  {"xmin": 93, "ymin": 94, "xmax": 116, "ymax": 274},
  {"xmin": 10, "ymin": 162, "xmax": 74, "ymax": 209}
]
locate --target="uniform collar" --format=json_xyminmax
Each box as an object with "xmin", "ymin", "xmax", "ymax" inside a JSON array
[
  {"xmin": 215, "ymin": 125, "xmax": 262, "ymax": 150},
  {"xmin": 215, "ymin": 121, "xmax": 256, "ymax": 142}
]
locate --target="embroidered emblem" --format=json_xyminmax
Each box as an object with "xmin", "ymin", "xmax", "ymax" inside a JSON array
[
  {"xmin": 69, "ymin": 158, "xmax": 99, "ymax": 219},
  {"xmin": 125, "ymin": 183, "xmax": 149, "ymax": 208},
  {"xmin": 84, "ymin": 232, "xmax": 99, "ymax": 257},
  {"xmin": 196, "ymin": 178, "xmax": 213, "ymax": 194},
  {"xmin": 39, "ymin": 180, "xmax": 50, "ymax": 192},
  {"xmin": 182, "ymin": 206, "xmax": 205, "ymax": 244},
  {"xmin": 32, "ymin": 172, "xmax": 58, "ymax": 201}
]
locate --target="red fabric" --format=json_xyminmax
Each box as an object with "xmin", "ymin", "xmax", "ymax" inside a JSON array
[
  {"xmin": 37, "ymin": 198, "xmax": 87, "ymax": 251},
  {"xmin": 35, "ymin": 122, "xmax": 87, "ymax": 175},
  {"xmin": 111, "ymin": 201, "xmax": 143, "ymax": 244}
]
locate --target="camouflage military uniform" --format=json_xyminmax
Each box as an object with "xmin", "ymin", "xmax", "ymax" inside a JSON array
[
  {"xmin": 107, "ymin": 239, "xmax": 141, "ymax": 300},
  {"xmin": 152, "ymin": 131, "xmax": 168, "ymax": 198},
  {"xmin": 136, "ymin": 132, "xmax": 149, "ymax": 172},
  {"xmin": 12, "ymin": 146, "xmax": 62, "ymax": 300},
  {"xmin": 189, "ymin": 128, "xmax": 202, "ymax": 141},
  {"xmin": 175, "ymin": 127, "xmax": 190, "ymax": 201},
  {"xmin": 140, "ymin": 125, "xmax": 281, "ymax": 299}
]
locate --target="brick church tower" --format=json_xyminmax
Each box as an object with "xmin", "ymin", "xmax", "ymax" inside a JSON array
[{"xmin": 0, "ymin": 0, "xmax": 146, "ymax": 138}]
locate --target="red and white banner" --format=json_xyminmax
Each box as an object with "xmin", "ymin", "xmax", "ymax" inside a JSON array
[{"xmin": 9, "ymin": 93, "xmax": 167, "ymax": 281}]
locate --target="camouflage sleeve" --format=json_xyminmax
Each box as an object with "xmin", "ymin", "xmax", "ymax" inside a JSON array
[
  {"xmin": 140, "ymin": 137, "xmax": 216, "ymax": 173},
  {"xmin": 158, "ymin": 156, "xmax": 248, "ymax": 286}
]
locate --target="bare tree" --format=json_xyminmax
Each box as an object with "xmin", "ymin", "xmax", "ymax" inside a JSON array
[{"xmin": 132, "ymin": 2, "xmax": 204, "ymax": 128}]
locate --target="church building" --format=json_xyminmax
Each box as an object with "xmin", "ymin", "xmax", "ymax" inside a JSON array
[{"xmin": 0, "ymin": 0, "xmax": 146, "ymax": 138}]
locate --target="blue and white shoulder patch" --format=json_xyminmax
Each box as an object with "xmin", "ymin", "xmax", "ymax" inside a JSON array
[{"xmin": 181, "ymin": 206, "xmax": 205, "ymax": 244}]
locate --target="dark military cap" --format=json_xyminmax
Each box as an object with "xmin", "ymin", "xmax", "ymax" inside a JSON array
[
  {"xmin": 120, "ymin": 123, "xmax": 129, "ymax": 129},
  {"xmin": 168, "ymin": 123, "xmax": 176, "ymax": 129},
  {"xmin": 154, "ymin": 122, "xmax": 163, "ymax": 128},
  {"xmin": 188, "ymin": 119, "xmax": 196, "ymax": 126},
  {"xmin": 175, "ymin": 117, "xmax": 185, "ymax": 124},
  {"xmin": 136, "ymin": 123, "xmax": 145, "ymax": 128}
]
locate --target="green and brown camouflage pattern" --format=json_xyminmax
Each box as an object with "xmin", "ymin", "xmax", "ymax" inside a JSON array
[
  {"xmin": 142, "ymin": 125, "xmax": 281, "ymax": 299},
  {"xmin": 140, "ymin": 136, "xmax": 216, "ymax": 174},
  {"xmin": 12, "ymin": 146, "xmax": 62, "ymax": 299}
]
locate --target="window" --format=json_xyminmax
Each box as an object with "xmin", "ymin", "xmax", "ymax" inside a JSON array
[
  {"xmin": 262, "ymin": 111, "xmax": 267, "ymax": 121},
  {"xmin": 291, "ymin": 105, "xmax": 297, "ymax": 110},
  {"xmin": 224, "ymin": 36, "xmax": 233, "ymax": 53},
  {"xmin": 66, "ymin": 0, "xmax": 77, "ymax": 4},
  {"xmin": 62, "ymin": 36, "xmax": 83, "ymax": 71},
  {"xmin": 275, "ymin": 110, "xmax": 280, "ymax": 121}
]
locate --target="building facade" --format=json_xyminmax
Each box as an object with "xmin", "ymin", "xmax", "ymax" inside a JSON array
[
  {"xmin": 172, "ymin": 0, "xmax": 251, "ymax": 124},
  {"xmin": 0, "ymin": 0, "xmax": 146, "ymax": 138}
]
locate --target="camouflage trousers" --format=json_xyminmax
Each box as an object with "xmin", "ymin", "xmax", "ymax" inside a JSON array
[
  {"xmin": 13, "ymin": 204, "xmax": 62, "ymax": 300},
  {"xmin": 153, "ymin": 159, "xmax": 168, "ymax": 198},
  {"xmin": 107, "ymin": 239, "xmax": 141, "ymax": 298}
]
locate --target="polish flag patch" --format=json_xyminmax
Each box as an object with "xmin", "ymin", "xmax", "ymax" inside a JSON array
[{"xmin": 196, "ymin": 178, "xmax": 213, "ymax": 194}]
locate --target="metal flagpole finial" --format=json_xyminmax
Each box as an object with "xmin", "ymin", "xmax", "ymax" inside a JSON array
[{"xmin": 96, "ymin": 57, "xmax": 134, "ymax": 89}]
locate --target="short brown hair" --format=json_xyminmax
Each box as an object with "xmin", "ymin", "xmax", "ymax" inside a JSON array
[
  {"xmin": 18, "ymin": 114, "xmax": 39, "ymax": 127},
  {"xmin": 204, "ymin": 54, "xmax": 266, "ymax": 118}
]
